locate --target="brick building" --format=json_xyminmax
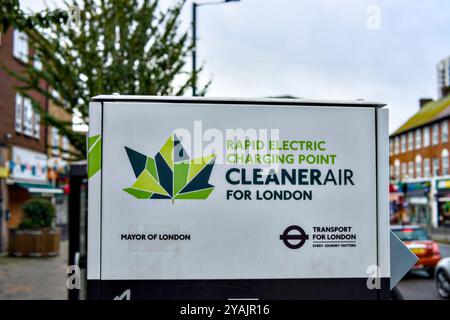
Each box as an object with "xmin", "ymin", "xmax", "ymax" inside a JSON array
[
  {"xmin": 0, "ymin": 29, "xmax": 47, "ymax": 153},
  {"xmin": 0, "ymin": 28, "xmax": 71, "ymax": 253},
  {"xmin": 389, "ymin": 92, "xmax": 450, "ymax": 228}
]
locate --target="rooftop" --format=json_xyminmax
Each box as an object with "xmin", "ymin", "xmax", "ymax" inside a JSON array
[{"xmin": 393, "ymin": 94, "xmax": 450, "ymax": 136}]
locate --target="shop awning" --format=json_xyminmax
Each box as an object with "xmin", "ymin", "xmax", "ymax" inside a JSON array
[
  {"xmin": 407, "ymin": 196, "xmax": 428, "ymax": 205},
  {"xmin": 438, "ymin": 193, "xmax": 450, "ymax": 202},
  {"xmin": 15, "ymin": 182, "xmax": 63, "ymax": 194}
]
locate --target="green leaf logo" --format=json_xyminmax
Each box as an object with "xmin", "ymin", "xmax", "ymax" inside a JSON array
[
  {"xmin": 123, "ymin": 132, "xmax": 215, "ymax": 201},
  {"xmin": 88, "ymin": 134, "xmax": 102, "ymax": 178}
]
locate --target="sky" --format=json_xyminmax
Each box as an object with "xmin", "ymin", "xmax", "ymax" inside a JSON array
[{"xmin": 20, "ymin": 0, "xmax": 450, "ymax": 133}]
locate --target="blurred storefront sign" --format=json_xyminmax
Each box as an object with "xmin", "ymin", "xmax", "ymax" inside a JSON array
[
  {"xmin": 9, "ymin": 146, "xmax": 48, "ymax": 183},
  {"xmin": 406, "ymin": 181, "xmax": 431, "ymax": 192},
  {"xmin": 0, "ymin": 167, "xmax": 8, "ymax": 178},
  {"xmin": 437, "ymin": 179, "xmax": 450, "ymax": 190}
]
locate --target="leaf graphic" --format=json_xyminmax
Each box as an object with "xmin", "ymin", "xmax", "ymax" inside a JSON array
[
  {"xmin": 123, "ymin": 133, "xmax": 215, "ymax": 201},
  {"xmin": 88, "ymin": 134, "xmax": 102, "ymax": 178}
]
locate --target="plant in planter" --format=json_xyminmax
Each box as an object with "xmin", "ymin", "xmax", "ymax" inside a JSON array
[
  {"xmin": 9, "ymin": 198, "xmax": 61, "ymax": 257},
  {"xmin": 19, "ymin": 198, "xmax": 56, "ymax": 230}
]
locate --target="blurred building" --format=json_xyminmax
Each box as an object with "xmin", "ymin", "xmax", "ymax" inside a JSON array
[
  {"xmin": 437, "ymin": 56, "xmax": 450, "ymax": 98},
  {"xmin": 0, "ymin": 28, "xmax": 74, "ymax": 253},
  {"xmin": 389, "ymin": 94, "xmax": 450, "ymax": 228},
  {"xmin": 47, "ymin": 100, "xmax": 77, "ymax": 227}
]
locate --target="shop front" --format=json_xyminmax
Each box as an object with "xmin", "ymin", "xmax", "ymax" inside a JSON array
[
  {"xmin": 436, "ymin": 178, "xmax": 450, "ymax": 227},
  {"xmin": 404, "ymin": 181, "xmax": 432, "ymax": 226},
  {"xmin": 48, "ymin": 157, "xmax": 70, "ymax": 228},
  {"xmin": 389, "ymin": 182, "xmax": 405, "ymax": 224},
  {"xmin": 6, "ymin": 146, "xmax": 62, "ymax": 228}
]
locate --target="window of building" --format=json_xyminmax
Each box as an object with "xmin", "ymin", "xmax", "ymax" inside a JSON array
[
  {"xmin": 13, "ymin": 29, "xmax": 28, "ymax": 63},
  {"xmin": 34, "ymin": 55, "xmax": 42, "ymax": 71},
  {"xmin": 34, "ymin": 112, "xmax": 40, "ymax": 139},
  {"xmin": 442, "ymin": 149, "xmax": 449, "ymax": 176},
  {"xmin": 51, "ymin": 89, "xmax": 60, "ymax": 100},
  {"xmin": 62, "ymin": 136, "xmax": 69, "ymax": 158},
  {"xmin": 394, "ymin": 137, "xmax": 400, "ymax": 155},
  {"xmin": 15, "ymin": 93, "xmax": 40, "ymax": 139},
  {"xmin": 52, "ymin": 127, "xmax": 60, "ymax": 156},
  {"xmin": 408, "ymin": 161, "xmax": 414, "ymax": 178},
  {"xmin": 432, "ymin": 123, "xmax": 439, "ymax": 145},
  {"xmin": 433, "ymin": 158, "xmax": 440, "ymax": 177},
  {"xmin": 424, "ymin": 158, "xmax": 430, "ymax": 177},
  {"xmin": 442, "ymin": 121, "xmax": 448, "ymax": 143},
  {"xmin": 423, "ymin": 126, "xmax": 430, "ymax": 147},
  {"xmin": 415, "ymin": 129, "xmax": 422, "ymax": 149},
  {"xmin": 394, "ymin": 159, "xmax": 400, "ymax": 180},
  {"xmin": 408, "ymin": 131, "xmax": 414, "ymax": 151},
  {"xmin": 415, "ymin": 155, "xmax": 422, "ymax": 178},
  {"xmin": 401, "ymin": 134, "xmax": 406, "ymax": 153},
  {"xmin": 401, "ymin": 162, "xmax": 407, "ymax": 179},
  {"xmin": 15, "ymin": 93, "xmax": 23, "ymax": 133},
  {"xmin": 22, "ymin": 97, "xmax": 33, "ymax": 136}
]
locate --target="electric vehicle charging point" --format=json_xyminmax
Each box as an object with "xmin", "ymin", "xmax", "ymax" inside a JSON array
[{"xmin": 86, "ymin": 96, "xmax": 410, "ymax": 300}]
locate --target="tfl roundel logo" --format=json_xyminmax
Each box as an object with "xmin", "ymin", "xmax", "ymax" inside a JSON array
[{"xmin": 280, "ymin": 225, "xmax": 309, "ymax": 249}]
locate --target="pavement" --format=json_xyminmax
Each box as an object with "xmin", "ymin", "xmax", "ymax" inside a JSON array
[
  {"xmin": 0, "ymin": 241, "xmax": 68, "ymax": 300},
  {"xmin": 397, "ymin": 243, "xmax": 450, "ymax": 300}
]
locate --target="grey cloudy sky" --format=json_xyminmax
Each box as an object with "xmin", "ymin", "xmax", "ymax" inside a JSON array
[{"xmin": 21, "ymin": 0, "xmax": 450, "ymax": 133}]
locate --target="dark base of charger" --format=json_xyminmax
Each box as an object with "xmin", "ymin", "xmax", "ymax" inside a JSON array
[{"xmin": 87, "ymin": 278, "xmax": 390, "ymax": 300}]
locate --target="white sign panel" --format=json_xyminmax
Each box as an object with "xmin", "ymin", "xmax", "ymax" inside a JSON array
[{"xmin": 88, "ymin": 96, "xmax": 389, "ymax": 299}]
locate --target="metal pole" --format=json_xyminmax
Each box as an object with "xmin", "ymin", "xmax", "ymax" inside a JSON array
[
  {"xmin": 191, "ymin": 0, "xmax": 239, "ymax": 96},
  {"xmin": 192, "ymin": 2, "xmax": 197, "ymax": 96}
]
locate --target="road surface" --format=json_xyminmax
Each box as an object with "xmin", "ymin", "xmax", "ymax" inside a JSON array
[{"xmin": 397, "ymin": 243, "xmax": 450, "ymax": 300}]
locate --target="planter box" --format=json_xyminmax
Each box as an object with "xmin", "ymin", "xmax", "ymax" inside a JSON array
[{"xmin": 8, "ymin": 228, "xmax": 61, "ymax": 257}]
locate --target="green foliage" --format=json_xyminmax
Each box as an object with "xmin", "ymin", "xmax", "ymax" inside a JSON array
[
  {"xmin": 0, "ymin": 0, "xmax": 209, "ymax": 157},
  {"xmin": 19, "ymin": 198, "xmax": 56, "ymax": 230}
]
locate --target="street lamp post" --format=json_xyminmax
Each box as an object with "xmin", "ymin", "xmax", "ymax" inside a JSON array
[{"xmin": 191, "ymin": 0, "xmax": 240, "ymax": 96}]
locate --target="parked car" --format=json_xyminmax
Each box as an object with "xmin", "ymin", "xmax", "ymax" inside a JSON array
[
  {"xmin": 435, "ymin": 258, "xmax": 450, "ymax": 299},
  {"xmin": 391, "ymin": 225, "xmax": 441, "ymax": 278}
]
